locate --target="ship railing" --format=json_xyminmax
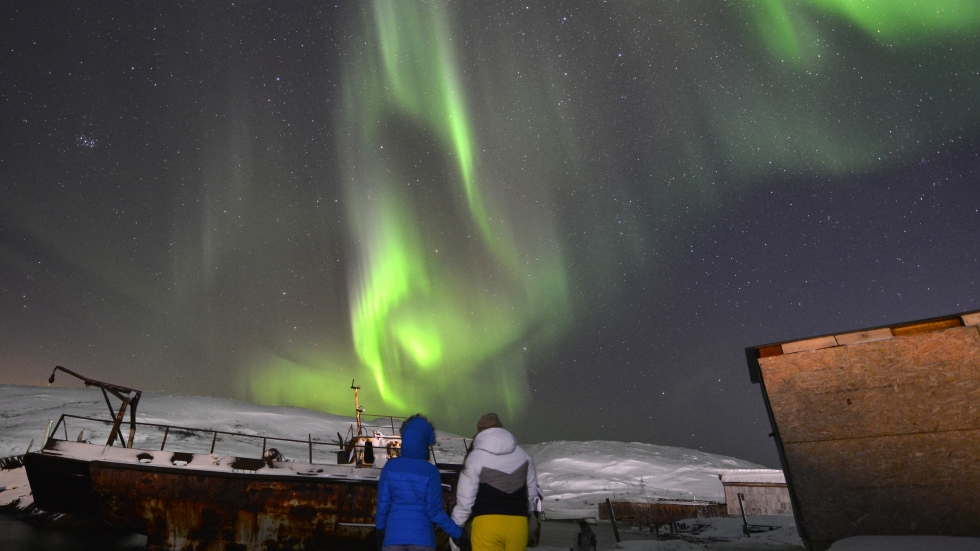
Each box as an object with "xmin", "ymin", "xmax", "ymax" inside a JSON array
[
  {"xmin": 344, "ymin": 413, "xmax": 409, "ymax": 441},
  {"xmin": 44, "ymin": 413, "xmax": 389, "ymax": 465},
  {"xmin": 44, "ymin": 413, "xmax": 467, "ymax": 466}
]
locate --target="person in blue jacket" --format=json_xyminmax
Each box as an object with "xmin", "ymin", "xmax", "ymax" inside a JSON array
[{"xmin": 376, "ymin": 414, "xmax": 465, "ymax": 551}]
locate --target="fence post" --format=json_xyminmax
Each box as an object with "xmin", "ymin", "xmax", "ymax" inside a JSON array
[
  {"xmin": 606, "ymin": 498, "xmax": 621, "ymax": 543},
  {"xmin": 737, "ymin": 492, "xmax": 750, "ymax": 536},
  {"xmin": 309, "ymin": 434, "xmax": 313, "ymax": 464}
]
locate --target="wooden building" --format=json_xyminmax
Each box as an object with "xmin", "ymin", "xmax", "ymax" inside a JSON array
[
  {"xmin": 717, "ymin": 469, "xmax": 792, "ymax": 516},
  {"xmin": 745, "ymin": 311, "xmax": 980, "ymax": 550}
]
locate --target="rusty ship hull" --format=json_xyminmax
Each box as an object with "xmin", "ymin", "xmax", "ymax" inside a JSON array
[
  {"xmin": 23, "ymin": 368, "xmax": 460, "ymax": 550},
  {"xmin": 25, "ymin": 440, "xmax": 459, "ymax": 551}
]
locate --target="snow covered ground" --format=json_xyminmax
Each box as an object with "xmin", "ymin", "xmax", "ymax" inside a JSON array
[
  {"xmin": 534, "ymin": 516, "xmax": 801, "ymax": 551},
  {"xmin": 3, "ymin": 384, "xmax": 978, "ymax": 550},
  {"xmin": 0, "ymin": 384, "xmax": 759, "ymax": 519}
]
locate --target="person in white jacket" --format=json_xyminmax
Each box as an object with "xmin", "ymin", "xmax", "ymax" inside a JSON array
[{"xmin": 451, "ymin": 417, "xmax": 538, "ymax": 551}]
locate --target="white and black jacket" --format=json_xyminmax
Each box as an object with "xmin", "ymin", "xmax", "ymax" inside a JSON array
[{"xmin": 451, "ymin": 427, "xmax": 538, "ymax": 524}]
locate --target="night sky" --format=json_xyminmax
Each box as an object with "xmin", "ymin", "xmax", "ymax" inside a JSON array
[{"xmin": 2, "ymin": 1, "xmax": 979, "ymax": 467}]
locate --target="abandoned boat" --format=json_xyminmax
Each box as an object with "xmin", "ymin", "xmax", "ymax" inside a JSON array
[{"xmin": 23, "ymin": 367, "xmax": 462, "ymax": 551}]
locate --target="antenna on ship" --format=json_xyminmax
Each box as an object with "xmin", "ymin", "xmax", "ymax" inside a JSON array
[{"xmin": 351, "ymin": 380, "xmax": 364, "ymax": 435}]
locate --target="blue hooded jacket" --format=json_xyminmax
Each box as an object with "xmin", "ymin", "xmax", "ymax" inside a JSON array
[{"xmin": 375, "ymin": 416, "xmax": 463, "ymax": 547}]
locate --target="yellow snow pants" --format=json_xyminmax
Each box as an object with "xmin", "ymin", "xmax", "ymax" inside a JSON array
[{"xmin": 471, "ymin": 514, "xmax": 528, "ymax": 551}]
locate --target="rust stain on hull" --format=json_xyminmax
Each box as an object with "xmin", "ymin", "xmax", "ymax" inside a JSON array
[
  {"xmin": 27, "ymin": 451, "xmax": 458, "ymax": 550},
  {"xmin": 92, "ymin": 464, "xmax": 380, "ymax": 550},
  {"xmin": 80, "ymin": 462, "xmax": 458, "ymax": 551}
]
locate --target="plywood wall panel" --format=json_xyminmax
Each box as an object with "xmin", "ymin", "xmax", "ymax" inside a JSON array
[
  {"xmin": 759, "ymin": 327, "xmax": 980, "ymax": 443},
  {"xmin": 755, "ymin": 324, "xmax": 980, "ymax": 547},
  {"xmin": 784, "ymin": 429, "xmax": 980, "ymax": 540}
]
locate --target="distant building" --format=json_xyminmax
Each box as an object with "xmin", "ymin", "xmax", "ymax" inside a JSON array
[{"xmin": 717, "ymin": 469, "xmax": 792, "ymax": 516}]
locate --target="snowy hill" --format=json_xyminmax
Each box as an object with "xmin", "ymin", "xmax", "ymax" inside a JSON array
[
  {"xmin": 527, "ymin": 440, "xmax": 762, "ymax": 519},
  {"xmin": 0, "ymin": 384, "xmax": 759, "ymax": 519}
]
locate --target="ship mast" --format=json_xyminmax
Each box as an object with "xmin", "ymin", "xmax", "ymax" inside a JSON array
[{"xmin": 351, "ymin": 380, "xmax": 364, "ymax": 435}]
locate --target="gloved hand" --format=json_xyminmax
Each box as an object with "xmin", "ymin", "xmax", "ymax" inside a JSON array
[
  {"xmin": 375, "ymin": 528, "xmax": 385, "ymax": 551},
  {"xmin": 451, "ymin": 531, "xmax": 471, "ymax": 551}
]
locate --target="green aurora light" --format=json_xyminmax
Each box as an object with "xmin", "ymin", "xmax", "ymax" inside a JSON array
[
  {"xmin": 747, "ymin": 0, "xmax": 980, "ymax": 62},
  {"xmin": 245, "ymin": 0, "xmax": 980, "ymax": 428},
  {"xmin": 249, "ymin": 0, "xmax": 570, "ymax": 421}
]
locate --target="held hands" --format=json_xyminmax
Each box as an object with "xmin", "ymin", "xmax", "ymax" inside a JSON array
[{"xmin": 450, "ymin": 531, "xmax": 471, "ymax": 551}]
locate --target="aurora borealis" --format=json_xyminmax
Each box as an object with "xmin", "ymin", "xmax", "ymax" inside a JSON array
[
  {"xmin": 2, "ymin": 1, "xmax": 979, "ymax": 465},
  {"xmin": 334, "ymin": 0, "xmax": 570, "ymax": 417}
]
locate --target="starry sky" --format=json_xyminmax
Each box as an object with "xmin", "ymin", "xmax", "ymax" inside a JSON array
[{"xmin": 2, "ymin": 1, "xmax": 979, "ymax": 467}]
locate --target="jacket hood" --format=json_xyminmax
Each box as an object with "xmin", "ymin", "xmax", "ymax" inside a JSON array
[
  {"xmin": 400, "ymin": 416, "xmax": 435, "ymax": 460},
  {"xmin": 472, "ymin": 427, "xmax": 517, "ymax": 455}
]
